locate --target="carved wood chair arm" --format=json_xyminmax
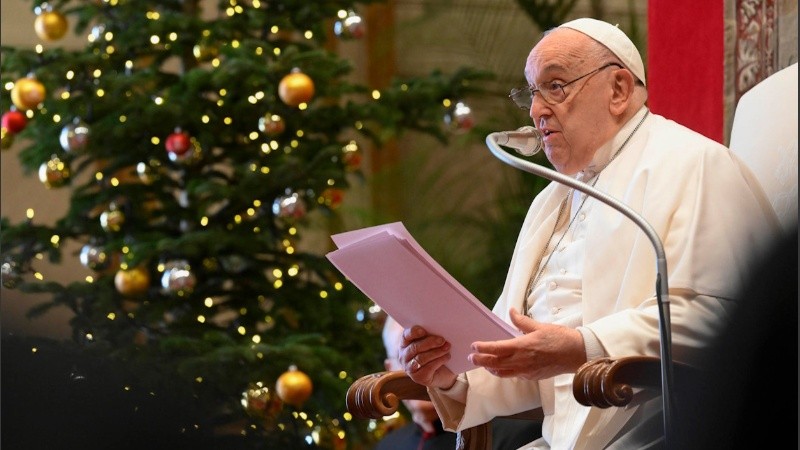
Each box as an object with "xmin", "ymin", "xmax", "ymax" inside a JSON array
[
  {"xmin": 345, "ymin": 370, "xmax": 429, "ymax": 419},
  {"xmin": 573, "ymin": 356, "xmax": 700, "ymax": 408}
]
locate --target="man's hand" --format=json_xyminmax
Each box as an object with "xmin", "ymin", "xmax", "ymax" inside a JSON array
[
  {"xmin": 398, "ymin": 325, "xmax": 457, "ymax": 389},
  {"xmin": 468, "ymin": 309, "xmax": 587, "ymax": 379}
]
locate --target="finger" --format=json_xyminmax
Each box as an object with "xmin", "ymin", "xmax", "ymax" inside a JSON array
[
  {"xmin": 486, "ymin": 367, "xmax": 516, "ymax": 378},
  {"xmin": 404, "ymin": 334, "xmax": 448, "ymax": 359},
  {"xmin": 417, "ymin": 352, "xmax": 451, "ymax": 374},
  {"xmin": 409, "ymin": 356, "xmax": 422, "ymax": 373},
  {"xmin": 400, "ymin": 326, "xmax": 427, "ymax": 348},
  {"xmin": 475, "ymin": 356, "xmax": 527, "ymax": 375},
  {"xmin": 510, "ymin": 309, "xmax": 537, "ymax": 333},
  {"xmin": 470, "ymin": 339, "xmax": 505, "ymax": 355},
  {"xmin": 468, "ymin": 351, "xmax": 505, "ymax": 369},
  {"xmin": 469, "ymin": 339, "xmax": 523, "ymax": 370}
]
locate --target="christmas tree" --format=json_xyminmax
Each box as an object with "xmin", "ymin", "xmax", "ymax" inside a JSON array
[{"xmin": 0, "ymin": 1, "xmax": 491, "ymax": 448}]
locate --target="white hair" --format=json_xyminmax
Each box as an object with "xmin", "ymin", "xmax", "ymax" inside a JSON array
[{"xmin": 381, "ymin": 315, "xmax": 404, "ymax": 361}]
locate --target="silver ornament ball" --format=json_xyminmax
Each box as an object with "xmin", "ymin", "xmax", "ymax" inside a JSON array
[
  {"xmin": 444, "ymin": 101, "xmax": 475, "ymax": 133},
  {"xmin": 161, "ymin": 259, "xmax": 197, "ymax": 296},
  {"xmin": 334, "ymin": 10, "xmax": 365, "ymax": 39},
  {"xmin": 1, "ymin": 260, "xmax": 22, "ymax": 289},
  {"xmin": 272, "ymin": 191, "xmax": 307, "ymax": 219},
  {"xmin": 59, "ymin": 118, "xmax": 90, "ymax": 152},
  {"xmin": 79, "ymin": 244, "xmax": 110, "ymax": 271}
]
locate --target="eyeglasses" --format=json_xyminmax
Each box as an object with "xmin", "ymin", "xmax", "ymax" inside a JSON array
[{"xmin": 509, "ymin": 62, "xmax": 622, "ymax": 110}]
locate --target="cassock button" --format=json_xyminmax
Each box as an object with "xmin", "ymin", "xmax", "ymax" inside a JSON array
[
  {"xmin": 559, "ymin": 268, "xmax": 567, "ymax": 275},
  {"xmin": 548, "ymin": 281, "xmax": 557, "ymax": 290},
  {"xmin": 579, "ymin": 212, "xmax": 586, "ymax": 221}
]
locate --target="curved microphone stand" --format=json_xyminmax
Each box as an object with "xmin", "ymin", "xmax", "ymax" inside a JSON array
[{"xmin": 486, "ymin": 132, "xmax": 675, "ymax": 447}]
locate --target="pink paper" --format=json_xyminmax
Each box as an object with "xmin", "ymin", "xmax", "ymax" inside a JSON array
[{"xmin": 327, "ymin": 222, "xmax": 519, "ymax": 374}]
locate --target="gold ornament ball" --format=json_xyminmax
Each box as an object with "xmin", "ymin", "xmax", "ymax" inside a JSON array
[
  {"xmin": 11, "ymin": 77, "xmax": 46, "ymax": 111},
  {"xmin": 278, "ymin": 71, "xmax": 315, "ymax": 107},
  {"xmin": 100, "ymin": 208, "xmax": 125, "ymax": 232},
  {"xmin": 34, "ymin": 11, "xmax": 69, "ymax": 41},
  {"xmin": 38, "ymin": 156, "xmax": 71, "ymax": 188},
  {"xmin": 136, "ymin": 159, "xmax": 163, "ymax": 184},
  {"xmin": 1, "ymin": 127, "xmax": 15, "ymax": 150},
  {"xmin": 275, "ymin": 367, "xmax": 313, "ymax": 406},
  {"xmin": 114, "ymin": 266, "xmax": 150, "ymax": 297},
  {"xmin": 242, "ymin": 382, "xmax": 284, "ymax": 426}
]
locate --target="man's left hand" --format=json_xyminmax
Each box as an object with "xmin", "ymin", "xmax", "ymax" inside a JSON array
[{"xmin": 468, "ymin": 309, "xmax": 587, "ymax": 379}]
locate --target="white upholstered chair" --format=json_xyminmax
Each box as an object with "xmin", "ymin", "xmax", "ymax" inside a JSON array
[
  {"xmin": 345, "ymin": 64, "xmax": 799, "ymax": 450},
  {"xmin": 729, "ymin": 62, "xmax": 798, "ymax": 232}
]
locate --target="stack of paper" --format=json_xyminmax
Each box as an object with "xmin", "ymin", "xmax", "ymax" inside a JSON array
[{"xmin": 326, "ymin": 222, "xmax": 519, "ymax": 374}]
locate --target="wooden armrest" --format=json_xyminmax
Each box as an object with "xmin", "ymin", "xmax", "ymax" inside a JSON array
[
  {"xmin": 346, "ymin": 370, "xmax": 430, "ymax": 419},
  {"xmin": 573, "ymin": 356, "xmax": 700, "ymax": 408}
]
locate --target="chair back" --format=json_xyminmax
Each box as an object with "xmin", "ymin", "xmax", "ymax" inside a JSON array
[{"xmin": 729, "ymin": 63, "xmax": 798, "ymax": 232}]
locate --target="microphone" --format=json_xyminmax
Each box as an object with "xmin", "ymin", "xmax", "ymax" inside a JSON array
[
  {"xmin": 485, "ymin": 132, "xmax": 675, "ymax": 447},
  {"xmin": 488, "ymin": 126, "xmax": 544, "ymax": 156}
]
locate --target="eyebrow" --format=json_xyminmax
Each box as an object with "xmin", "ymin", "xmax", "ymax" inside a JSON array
[{"xmin": 527, "ymin": 62, "xmax": 571, "ymax": 85}]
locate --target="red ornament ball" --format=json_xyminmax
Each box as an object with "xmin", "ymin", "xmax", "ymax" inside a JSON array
[
  {"xmin": 321, "ymin": 188, "xmax": 344, "ymax": 209},
  {"xmin": 342, "ymin": 140, "xmax": 362, "ymax": 171},
  {"xmin": 165, "ymin": 130, "xmax": 191, "ymax": 155},
  {"xmin": 2, "ymin": 110, "xmax": 27, "ymax": 134},
  {"xmin": 258, "ymin": 113, "xmax": 286, "ymax": 137}
]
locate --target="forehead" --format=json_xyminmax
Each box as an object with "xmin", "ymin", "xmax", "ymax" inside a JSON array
[{"xmin": 525, "ymin": 29, "xmax": 595, "ymax": 82}]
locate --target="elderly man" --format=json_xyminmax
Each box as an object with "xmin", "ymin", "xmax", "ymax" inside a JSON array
[{"xmin": 398, "ymin": 18, "xmax": 778, "ymax": 449}]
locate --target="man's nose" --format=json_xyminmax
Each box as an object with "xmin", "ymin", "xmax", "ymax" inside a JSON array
[{"xmin": 529, "ymin": 93, "xmax": 550, "ymax": 123}]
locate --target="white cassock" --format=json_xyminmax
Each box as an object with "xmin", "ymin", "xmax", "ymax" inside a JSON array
[{"xmin": 428, "ymin": 107, "xmax": 779, "ymax": 449}]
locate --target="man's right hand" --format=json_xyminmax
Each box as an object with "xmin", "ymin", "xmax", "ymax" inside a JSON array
[{"xmin": 398, "ymin": 325, "xmax": 457, "ymax": 389}]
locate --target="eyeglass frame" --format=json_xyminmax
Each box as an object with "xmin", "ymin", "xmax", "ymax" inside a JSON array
[{"xmin": 509, "ymin": 62, "xmax": 623, "ymax": 110}]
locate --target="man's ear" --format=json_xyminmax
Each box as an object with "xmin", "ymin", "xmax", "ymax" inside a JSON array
[
  {"xmin": 609, "ymin": 68, "xmax": 636, "ymax": 116},
  {"xmin": 384, "ymin": 358, "xmax": 392, "ymax": 372}
]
